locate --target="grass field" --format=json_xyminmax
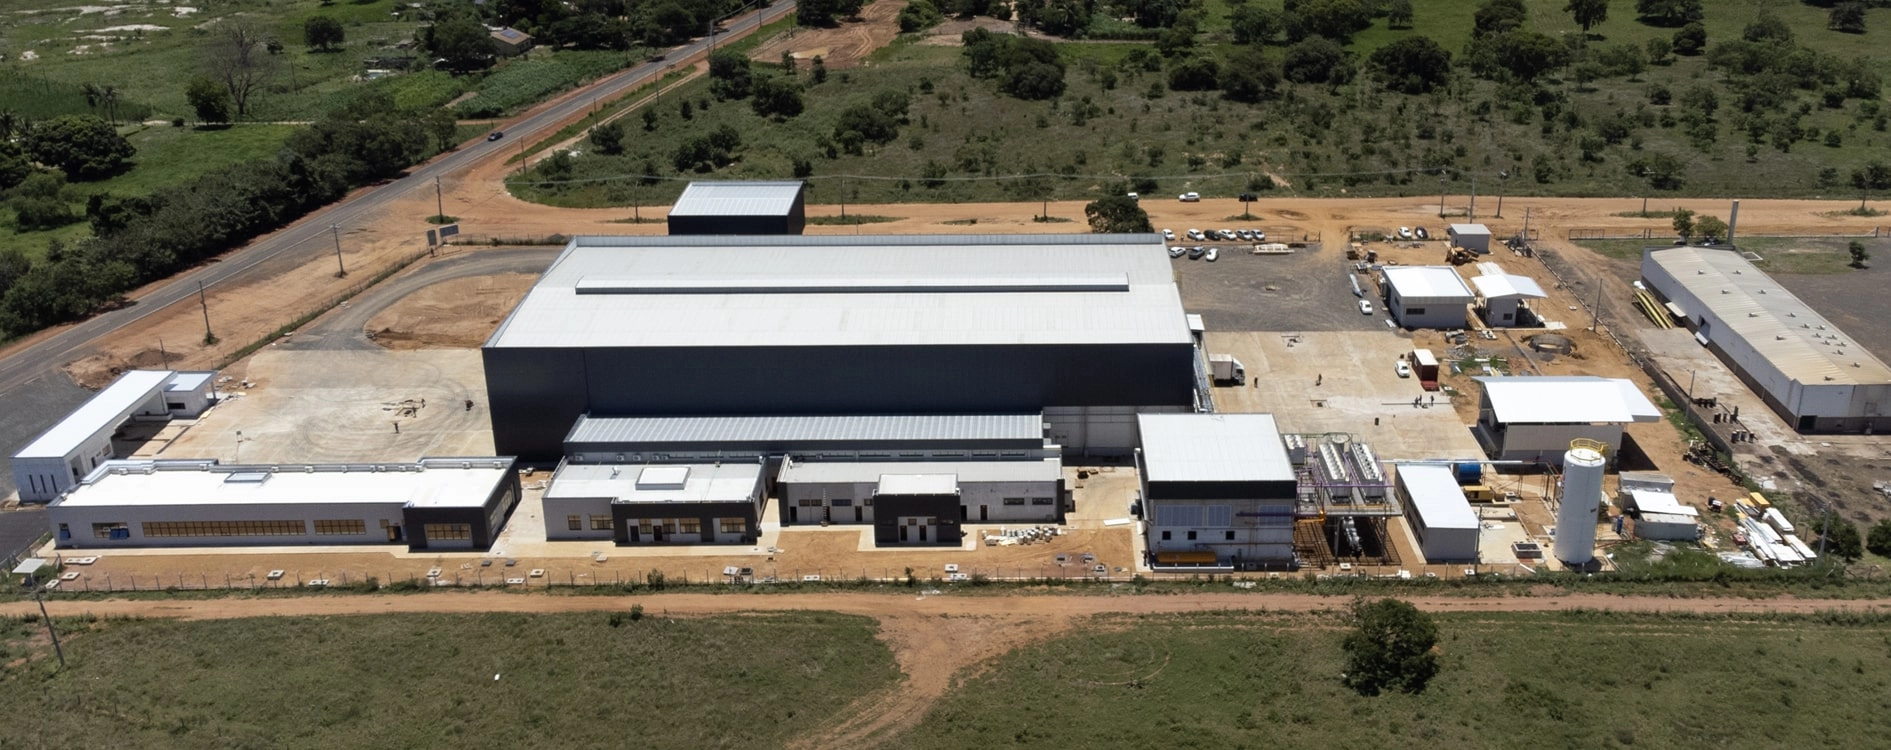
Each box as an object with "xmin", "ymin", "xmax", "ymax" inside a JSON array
[
  {"xmin": 0, "ymin": 610, "xmax": 897, "ymax": 749},
  {"xmin": 894, "ymin": 609, "xmax": 1891, "ymax": 749},
  {"xmin": 512, "ymin": 1, "xmax": 1891, "ymax": 207}
]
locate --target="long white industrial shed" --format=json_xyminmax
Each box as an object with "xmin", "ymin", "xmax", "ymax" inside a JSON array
[
  {"xmin": 1381, "ymin": 266, "xmax": 1474, "ymax": 329},
  {"xmin": 1395, "ymin": 464, "xmax": 1479, "ymax": 562},
  {"xmin": 1473, "ymin": 376, "xmax": 1660, "ymax": 465},
  {"xmin": 667, "ymin": 180, "xmax": 806, "ymax": 235},
  {"xmin": 12, "ymin": 369, "xmax": 217, "ymax": 503},
  {"xmin": 1642, "ymin": 247, "xmax": 1891, "ymax": 432},
  {"xmin": 48, "ymin": 457, "xmax": 521, "ymax": 550}
]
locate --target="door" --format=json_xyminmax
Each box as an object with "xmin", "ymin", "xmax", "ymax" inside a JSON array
[
  {"xmin": 899, "ymin": 524, "xmax": 909, "ymax": 542},
  {"xmin": 388, "ymin": 525, "xmax": 403, "ymax": 543},
  {"xmin": 980, "ymin": 505, "xmax": 988, "ymax": 522},
  {"xmin": 850, "ymin": 507, "xmax": 859, "ymax": 523},
  {"xmin": 653, "ymin": 525, "xmax": 666, "ymax": 542},
  {"xmin": 919, "ymin": 524, "xmax": 928, "ymax": 542},
  {"xmin": 789, "ymin": 505, "xmax": 798, "ymax": 524}
]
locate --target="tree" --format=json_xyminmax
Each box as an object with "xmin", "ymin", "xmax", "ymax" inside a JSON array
[
  {"xmin": 1283, "ymin": 36, "xmax": 1347, "ymax": 84},
  {"xmin": 1634, "ymin": 0, "xmax": 1701, "ymax": 27},
  {"xmin": 1472, "ymin": 0, "xmax": 1528, "ymax": 39},
  {"xmin": 1083, "ymin": 195, "xmax": 1152, "ymax": 233},
  {"xmin": 1219, "ymin": 48, "xmax": 1281, "ymax": 102},
  {"xmin": 708, "ymin": 48, "xmax": 754, "ymax": 100},
  {"xmin": 1565, "ymin": 0, "xmax": 1608, "ymax": 35},
  {"xmin": 589, "ymin": 120, "xmax": 625, "ymax": 155},
  {"xmin": 1230, "ymin": 5, "xmax": 1285, "ymax": 44},
  {"xmin": 1671, "ymin": 21, "xmax": 1705, "ymax": 56},
  {"xmin": 750, "ymin": 75, "xmax": 805, "ymax": 119},
  {"xmin": 0, "ymin": 141, "xmax": 32, "ymax": 191},
  {"xmin": 1385, "ymin": 0, "xmax": 1414, "ymax": 29},
  {"xmin": 1867, "ymin": 518, "xmax": 1891, "ymax": 557},
  {"xmin": 1168, "ymin": 54, "xmax": 1221, "ymax": 91},
  {"xmin": 185, "ymin": 76, "xmax": 233, "ymax": 125},
  {"xmin": 1695, "ymin": 215, "xmax": 1727, "ymax": 242},
  {"xmin": 1830, "ymin": 2, "xmax": 1867, "ymax": 34},
  {"xmin": 1849, "ymin": 240, "xmax": 1871, "ymax": 268},
  {"xmin": 427, "ymin": 16, "xmax": 494, "ymax": 73},
  {"xmin": 1818, "ymin": 514, "xmax": 1863, "ymax": 562},
  {"xmin": 304, "ymin": 16, "xmax": 345, "ymax": 51},
  {"xmin": 1491, "ymin": 30, "xmax": 1570, "ymax": 82},
  {"xmin": 1671, "ymin": 207, "xmax": 1695, "ymax": 240},
  {"xmin": 21, "ymin": 115, "xmax": 135, "ymax": 180},
  {"xmin": 798, "ymin": 0, "xmax": 866, "ymax": 27},
  {"xmin": 1852, "ymin": 161, "xmax": 1891, "ymax": 210},
  {"xmin": 1295, "ymin": 0, "xmax": 1372, "ymax": 42},
  {"xmin": 205, "ymin": 18, "xmax": 276, "ymax": 117},
  {"xmin": 1341, "ymin": 598, "xmax": 1439, "ymax": 696},
  {"xmin": 1741, "ymin": 11, "xmax": 1792, "ymax": 45},
  {"xmin": 1369, "ymin": 36, "xmax": 1452, "ymax": 94}
]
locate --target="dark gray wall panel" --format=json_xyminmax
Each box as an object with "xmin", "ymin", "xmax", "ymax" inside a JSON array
[{"xmin": 484, "ymin": 348, "xmax": 589, "ymax": 460}]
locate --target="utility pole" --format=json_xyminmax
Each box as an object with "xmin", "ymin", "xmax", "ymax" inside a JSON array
[
  {"xmin": 1468, "ymin": 173, "xmax": 1477, "ymax": 222},
  {"xmin": 197, "ymin": 280, "xmax": 215, "ymax": 345},
  {"xmin": 34, "ymin": 589, "xmax": 65, "ymax": 671},
  {"xmin": 330, "ymin": 224, "xmax": 346, "ymax": 278},
  {"xmin": 1495, "ymin": 170, "xmax": 1509, "ymax": 218},
  {"xmin": 840, "ymin": 176, "xmax": 847, "ymax": 220},
  {"xmin": 434, "ymin": 176, "xmax": 445, "ymax": 222},
  {"xmin": 1438, "ymin": 174, "xmax": 1448, "ymax": 218},
  {"xmin": 157, "ymin": 337, "xmax": 168, "ymax": 368}
]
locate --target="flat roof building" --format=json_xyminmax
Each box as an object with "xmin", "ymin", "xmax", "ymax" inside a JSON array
[
  {"xmin": 1137, "ymin": 413, "xmax": 1297, "ymax": 568},
  {"xmin": 48, "ymin": 457, "xmax": 520, "ymax": 550},
  {"xmin": 1448, "ymin": 223, "xmax": 1493, "ymax": 253},
  {"xmin": 1472, "ymin": 376, "xmax": 1660, "ymax": 465},
  {"xmin": 1395, "ymin": 464, "xmax": 1479, "ymax": 563},
  {"xmin": 1380, "ymin": 266, "xmax": 1473, "ymax": 329},
  {"xmin": 1642, "ymin": 247, "xmax": 1891, "ymax": 432},
  {"xmin": 13, "ymin": 369, "xmax": 217, "ymax": 503},
  {"xmin": 564, "ymin": 413, "xmax": 1056, "ymax": 464},
  {"xmin": 1470, "ymin": 271, "xmax": 1548, "ymax": 327},
  {"xmin": 776, "ymin": 457, "xmax": 1064, "ymax": 529},
  {"xmin": 484, "ymin": 234, "xmax": 1197, "ymax": 460},
  {"xmin": 667, "ymin": 181, "xmax": 807, "ymax": 235},
  {"xmin": 544, "ymin": 461, "xmax": 765, "ymax": 545}
]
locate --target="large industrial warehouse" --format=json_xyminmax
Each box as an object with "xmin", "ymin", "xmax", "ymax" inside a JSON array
[
  {"xmin": 483, "ymin": 234, "xmax": 1199, "ymax": 461},
  {"xmin": 1642, "ymin": 246, "xmax": 1891, "ymax": 432}
]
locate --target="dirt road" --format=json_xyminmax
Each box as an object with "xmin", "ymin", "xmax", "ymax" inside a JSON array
[{"xmin": 7, "ymin": 590, "xmax": 1885, "ymax": 747}]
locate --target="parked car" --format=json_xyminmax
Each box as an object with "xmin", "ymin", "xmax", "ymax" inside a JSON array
[
  {"xmin": 1397, "ymin": 226, "xmax": 1413, "ymax": 240},
  {"xmin": 1235, "ymin": 229, "xmax": 1251, "ymax": 241},
  {"xmin": 1252, "ymin": 231, "xmax": 1266, "ymax": 242},
  {"xmin": 487, "ymin": 131, "xmax": 505, "ymax": 141},
  {"xmin": 1179, "ymin": 192, "xmax": 1201, "ymax": 202},
  {"xmin": 1168, "ymin": 245, "xmax": 1187, "ymax": 258},
  {"xmin": 1161, "ymin": 228, "xmax": 1175, "ymax": 241},
  {"xmin": 1414, "ymin": 227, "xmax": 1430, "ymax": 240},
  {"xmin": 1221, "ymin": 228, "xmax": 1235, "ymax": 240},
  {"xmin": 1396, "ymin": 360, "xmax": 1412, "ymax": 378},
  {"xmin": 1187, "ymin": 246, "xmax": 1207, "ymax": 259},
  {"xmin": 1359, "ymin": 299, "xmax": 1374, "ymax": 314},
  {"xmin": 1204, "ymin": 229, "xmax": 1221, "ymax": 240},
  {"xmin": 1186, "ymin": 228, "xmax": 1204, "ymax": 240},
  {"xmin": 1205, "ymin": 247, "xmax": 1220, "ymax": 262}
]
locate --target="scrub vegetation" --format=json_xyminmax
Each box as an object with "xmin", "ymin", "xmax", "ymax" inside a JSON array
[
  {"xmin": 895, "ymin": 608, "xmax": 1891, "ymax": 748},
  {"xmin": 0, "ymin": 610, "xmax": 897, "ymax": 749}
]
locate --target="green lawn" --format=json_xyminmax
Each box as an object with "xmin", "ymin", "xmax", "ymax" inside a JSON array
[
  {"xmin": 895, "ymin": 609, "xmax": 1891, "ymax": 749},
  {"xmin": 1, "ymin": 610, "xmax": 897, "ymax": 749}
]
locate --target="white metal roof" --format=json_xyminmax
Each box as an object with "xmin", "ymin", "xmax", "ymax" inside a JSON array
[
  {"xmin": 1397, "ymin": 464, "xmax": 1478, "ymax": 530},
  {"xmin": 1449, "ymin": 223, "xmax": 1492, "ymax": 237},
  {"xmin": 51, "ymin": 458, "xmax": 513, "ymax": 509},
  {"xmin": 1470, "ymin": 273, "xmax": 1548, "ymax": 300},
  {"xmin": 568, "ymin": 413, "xmax": 1045, "ymax": 446},
  {"xmin": 15, "ymin": 370, "xmax": 172, "ymax": 460},
  {"xmin": 877, "ymin": 474, "xmax": 958, "ymax": 495},
  {"xmin": 1382, "ymin": 266, "xmax": 1474, "ymax": 300},
  {"xmin": 1645, "ymin": 247, "xmax": 1891, "ymax": 386},
  {"xmin": 1137, "ymin": 413, "xmax": 1294, "ymax": 483},
  {"xmin": 1628, "ymin": 489, "xmax": 1698, "ymax": 517},
  {"xmin": 546, "ymin": 462, "xmax": 761, "ymax": 504},
  {"xmin": 778, "ymin": 458, "xmax": 1061, "ymax": 484},
  {"xmin": 164, "ymin": 371, "xmax": 214, "ymax": 392},
  {"xmin": 488, "ymin": 235, "xmax": 1188, "ymax": 349},
  {"xmin": 668, "ymin": 181, "xmax": 804, "ymax": 217},
  {"xmin": 1475, "ymin": 376, "xmax": 1661, "ymax": 424}
]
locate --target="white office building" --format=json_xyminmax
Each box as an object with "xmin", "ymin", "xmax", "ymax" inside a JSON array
[
  {"xmin": 12, "ymin": 370, "xmax": 217, "ymax": 503},
  {"xmin": 1380, "ymin": 266, "xmax": 1474, "ymax": 329}
]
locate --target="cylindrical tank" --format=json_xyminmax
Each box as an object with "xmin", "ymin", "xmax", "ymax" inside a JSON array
[{"xmin": 1556, "ymin": 443, "xmax": 1607, "ymax": 566}]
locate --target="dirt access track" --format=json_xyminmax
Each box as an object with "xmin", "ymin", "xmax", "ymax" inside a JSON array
[
  {"xmin": 8, "ymin": 591, "xmax": 1889, "ymax": 747},
  {"xmin": 749, "ymin": 0, "xmax": 906, "ymax": 69}
]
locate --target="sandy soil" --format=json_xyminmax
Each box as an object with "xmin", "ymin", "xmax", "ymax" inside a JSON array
[
  {"xmin": 365, "ymin": 272, "xmax": 538, "ymax": 349},
  {"xmin": 749, "ymin": 0, "xmax": 906, "ymax": 69}
]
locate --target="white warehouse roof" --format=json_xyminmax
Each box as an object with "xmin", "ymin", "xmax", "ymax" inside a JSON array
[
  {"xmin": 1476, "ymin": 376, "xmax": 1661, "ymax": 424},
  {"xmin": 546, "ymin": 462, "xmax": 761, "ymax": 504},
  {"xmin": 1137, "ymin": 413, "xmax": 1294, "ymax": 483},
  {"xmin": 51, "ymin": 458, "xmax": 513, "ymax": 509},
  {"xmin": 877, "ymin": 474, "xmax": 959, "ymax": 495},
  {"xmin": 1645, "ymin": 247, "xmax": 1891, "ymax": 387},
  {"xmin": 1382, "ymin": 266, "xmax": 1474, "ymax": 300},
  {"xmin": 488, "ymin": 235, "xmax": 1189, "ymax": 349},
  {"xmin": 1397, "ymin": 464, "xmax": 1478, "ymax": 530},
  {"xmin": 1470, "ymin": 273, "xmax": 1547, "ymax": 300},
  {"xmin": 668, "ymin": 181, "xmax": 803, "ymax": 217},
  {"xmin": 15, "ymin": 370, "xmax": 174, "ymax": 460},
  {"xmin": 568, "ymin": 413, "xmax": 1045, "ymax": 446},
  {"xmin": 778, "ymin": 458, "xmax": 1061, "ymax": 484}
]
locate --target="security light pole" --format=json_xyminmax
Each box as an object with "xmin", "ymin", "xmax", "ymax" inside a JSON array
[
  {"xmin": 330, "ymin": 224, "xmax": 346, "ymax": 278},
  {"xmin": 198, "ymin": 280, "xmax": 215, "ymax": 345},
  {"xmin": 434, "ymin": 176, "xmax": 445, "ymax": 222},
  {"xmin": 1495, "ymin": 170, "xmax": 1510, "ymax": 218},
  {"xmin": 34, "ymin": 589, "xmax": 64, "ymax": 671},
  {"xmin": 1438, "ymin": 174, "xmax": 1448, "ymax": 218}
]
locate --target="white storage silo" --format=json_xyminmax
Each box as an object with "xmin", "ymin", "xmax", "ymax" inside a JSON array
[{"xmin": 1556, "ymin": 442, "xmax": 1607, "ymax": 566}]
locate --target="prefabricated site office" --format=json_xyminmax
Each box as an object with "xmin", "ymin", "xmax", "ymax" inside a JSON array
[{"xmin": 482, "ymin": 234, "xmax": 1201, "ymax": 461}]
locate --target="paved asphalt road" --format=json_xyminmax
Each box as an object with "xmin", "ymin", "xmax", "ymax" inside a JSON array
[
  {"xmin": 0, "ymin": 2, "xmax": 795, "ymax": 500},
  {"xmin": 281, "ymin": 247, "xmax": 559, "ymax": 351}
]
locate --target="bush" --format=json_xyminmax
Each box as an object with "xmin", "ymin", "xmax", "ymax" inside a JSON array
[
  {"xmin": 1867, "ymin": 519, "xmax": 1891, "ymax": 557},
  {"xmin": 21, "ymin": 115, "xmax": 135, "ymax": 180},
  {"xmin": 1341, "ymin": 597, "xmax": 1440, "ymax": 696}
]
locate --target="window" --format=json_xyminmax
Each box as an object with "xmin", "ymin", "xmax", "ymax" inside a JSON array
[
  {"xmin": 314, "ymin": 519, "xmax": 367, "ymax": 535},
  {"xmin": 590, "ymin": 515, "xmax": 614, "ymax": 531},
  {"xmin": 1030, "ymin": 497, "xmax": 1053, "ymax": 506},
  {"xmin": 1225, "ymin": 530, "xmax": 1236, "ymax": 541},
  {"xmin": 1160, "ymin": 531, "xmax": 1172, "ymax": 541},
  {"xmin": 1186, "ymin": 531, "xmax": 1197, "ymax": 541},
  {"xmin": 1406, "ymin": 307, "xmax": 1427, "ymax": 315},
  {"xmin": 143, "ymin": 520, "xmax": 306, "ymax": 537},
  {"xmin": 797, "ymin": 498, "xmax": 824, "ymax": 507},
  {"xmin": 425, "ymin": 523, "xmax": 472, "ymax": 541},
  {"xmin": 864, "ymin": 497, "xmax": 873, "ymax": 506},
  {"xmin": 1003, "ymin": 498, "xmax": 1026, "ymax": 506},
  {"xmin": 831, "ymin": 498, "xmax": 853, "ymax": 507},
  {"xmin": 679, "ymin": 519, "xmax": 702, "ymax": 534},
  {"xmin": 638, "ymin": 519, "xmax": 654, "ymax": 534},
  {"xmin": 92, "ymin": 522, "xmax": 128, "ymax": 539},
  {"xmin": 719, "ymin": 518, "xmax": 747, "ymax": 534},
  {"xmin": 567, "ymin": 515, "xmax": 583, "ymax": 531}
]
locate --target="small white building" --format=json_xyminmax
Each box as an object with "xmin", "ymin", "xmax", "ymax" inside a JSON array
[
  {"xmin": 1136, "ymin": 413, "xmax": 1298, "ymax": 568},
  {"xmin": 544, "ymin": 461, "xmax": 765, "ymax": 544},
  {"xmin": 1395, "ymin": 464, "xmax": 1479, "ymax": 562},
  {"xmin": 13, "ymin": 370, "xmax": 217, "ymax": 503},
  {"xmin": 48, "ymin": 457, "xmax": 519, "ymax": 550},
  {"xmin": 776, "ymin": 458, "xmax": 1063, "ymax": 526},
  {"xmin": 1380, "ymin": 266, "xmax": 1474, "ymax": 329},
  {"xmin": 1473, "ymin": 376, "xmax": 1661, "ymax": 466},
  {"xmin": 1470, "ymin": 272, "xmax": 1548, "ymax": 327},
  {"xmin": 1448, "ymin": 223, "xmax": 1493, "ymax": 254}
]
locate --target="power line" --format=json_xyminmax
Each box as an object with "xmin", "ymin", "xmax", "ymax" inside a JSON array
[{"xmin": 502, "ymin": 163, "xmax": 1499, "ymax": 189}]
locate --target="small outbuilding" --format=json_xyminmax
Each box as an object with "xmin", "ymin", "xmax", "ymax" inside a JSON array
[
  {"xmin": 872, "ymin": 474, "xmax": 963, "ymax": 545},
  {"xmin": 1380, "ymin": 266, "xmax": 1474, "ymax": 329},
  {"xmin": 1470, "ymin": 271, "xmax": 1548, "ymax": 327},
  {"xmin": 1448, "ymin": 223, "xmax": 1493, "ymax": 253},
  {"xmin": 667, "ymin": 180, "xmax": 807, "ymax": 235},
  {"xmin": 1473, "ymin": 376, "xmax": 1661, "ymax": 466},
  {"xmin": 490, "ymin": 27, "xmax": 533, "ymax": 57},
  {"xmin": 1396, "ymin": 464, "xmax": 1479, "ymax": 563}
]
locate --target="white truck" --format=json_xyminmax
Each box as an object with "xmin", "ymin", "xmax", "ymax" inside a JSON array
[{"xmin": 1209, "ymin": 354, "xmax": 1246, "ymax": 385}]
